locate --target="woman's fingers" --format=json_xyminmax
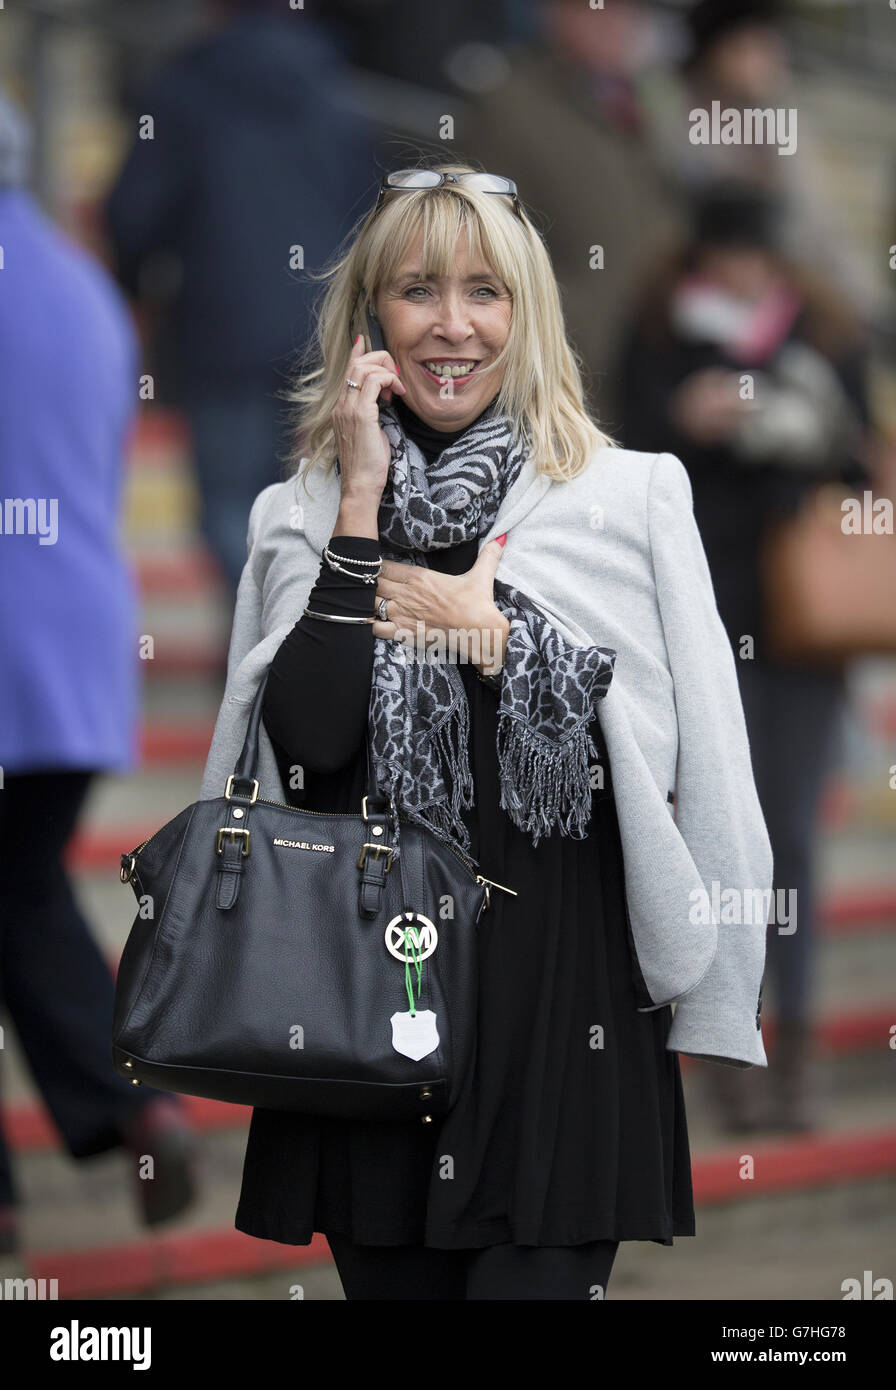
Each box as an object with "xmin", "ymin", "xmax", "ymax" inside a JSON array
[
  {"xmin": 346, "ymin": 339, "xmax": 404, "ymax": 396},
  {"xmin": 362, "ymin": 367, "xmax": 403, "ymax": 406},
  {"xmin": 344, "ymin": 364, "xmax": 405, "ymax": 406},
  {"xmin": 371, "ymin": 618, "xmax": 429, "ymax": 645},
  {"xmin": 379, "ymin": 558, "xmax": 417, "ymax": 579},
  {"xmin": 374, "ymin": 574, "xmax": 412, "ymax": 601}
]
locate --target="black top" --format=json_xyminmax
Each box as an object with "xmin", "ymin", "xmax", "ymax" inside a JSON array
[
  {"xmin": 391, "ymin": 391, "xmax": 496, "ymax": 454},
  {"xmin": 235, "ymin": 402, "xmax": 695, "ymax": 1249}
]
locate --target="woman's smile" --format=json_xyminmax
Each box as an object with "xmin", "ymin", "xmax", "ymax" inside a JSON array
[{"xmin": 416, "ymin": 358, "xmax": 484, "ymax": 387}]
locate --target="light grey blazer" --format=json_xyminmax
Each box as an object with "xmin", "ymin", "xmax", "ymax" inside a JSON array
[{"xmin": 200, "ymin": 446, "xmax": 772, "ymax": 1069}]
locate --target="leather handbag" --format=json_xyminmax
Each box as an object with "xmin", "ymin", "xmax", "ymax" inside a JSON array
[
  {"xmin": 113, "ymin": 670, "xmax": 514, "ymax": 1122},
  {"xmin": 760, "ymin": 482, "xmax": 896, "ymax": 663}
]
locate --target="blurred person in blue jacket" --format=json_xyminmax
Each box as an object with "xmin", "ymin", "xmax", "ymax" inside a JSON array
[
  {"xmin": 0, "ymin": 92, "xmax": 196, "ymax": 1255},
  {"xmin": 104, "ymin": 0, "xmax": 380, "ymax": 600}
]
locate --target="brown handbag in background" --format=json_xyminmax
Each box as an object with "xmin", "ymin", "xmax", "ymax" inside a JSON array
[{"xmin": 760, "ymin": 482, "xmax": 896, "ymax": 664}]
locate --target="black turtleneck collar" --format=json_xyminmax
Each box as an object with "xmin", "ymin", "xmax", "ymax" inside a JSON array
[{"xmin": 391, "ymin": 392, "xmax": 497, "ymax": 462}]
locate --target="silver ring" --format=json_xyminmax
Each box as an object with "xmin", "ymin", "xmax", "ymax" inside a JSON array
[
  {"xmin": 376, "ymin": 596, "xmax": 389, "ymax": 621},
  {"xmin": 345, "ymin": 378, "xmax": 361, "ymax": 390}
]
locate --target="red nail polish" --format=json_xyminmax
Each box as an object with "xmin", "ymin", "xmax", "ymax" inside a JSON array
[
  {"xmin": 496, "ymin": 533, "xmax": 507, "ymax": 547},
  {"xmin": 395, "ymin": 364, "xmax": 401, "ymax": 376}
]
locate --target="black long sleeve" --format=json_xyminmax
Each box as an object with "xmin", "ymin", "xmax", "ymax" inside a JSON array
[{"xmin": 262, "ymin": 536, "xmax": 381, "ymax": 783}]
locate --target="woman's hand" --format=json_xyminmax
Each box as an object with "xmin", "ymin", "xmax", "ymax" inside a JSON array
[
  {"xmin": 372, "ymin": 538, "xmax": 510, "ymax": 675},
  {"xmin": 669, "ymin": 367, "xmax": 746, "ymax": 445},
  {"xmin": 331, "ymin": 334, "xmax": 407, "ymax": 513}
]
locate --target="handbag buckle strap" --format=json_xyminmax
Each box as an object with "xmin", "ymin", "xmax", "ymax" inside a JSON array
[
  {"xmin": 357, "ymin": 836, "xmax": 395, "ymax": 918},
  {"xmin": 216, "ymin": 827, "xmax": 251, "ymax": 856},
  {"xmin": 216, "ymin": 825, "xmax": 251, "ymax": 911},
  {"xmin": 357, "ymin": 841, "xmax": 394, "ymax": 872}
]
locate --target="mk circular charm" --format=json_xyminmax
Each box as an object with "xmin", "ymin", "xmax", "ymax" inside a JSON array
[{"xmin": 384, "ymin": 912, "xmax": 438, "ymax": 962}]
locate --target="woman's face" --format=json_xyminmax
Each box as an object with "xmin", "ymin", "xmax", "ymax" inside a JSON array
[{"xmin": 374, "ymin": 230, "xmax": 512, "ymax": 431}]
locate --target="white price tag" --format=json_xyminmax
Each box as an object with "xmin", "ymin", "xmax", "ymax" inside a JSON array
[{"xmin": 390, "ymin": 1009, "xmax": 440, "ymax": 1061}]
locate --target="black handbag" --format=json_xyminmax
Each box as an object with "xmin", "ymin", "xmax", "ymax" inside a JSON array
[{"xmin": 113, "ymin": 671, "xmax": 515, "ymax": 1122}]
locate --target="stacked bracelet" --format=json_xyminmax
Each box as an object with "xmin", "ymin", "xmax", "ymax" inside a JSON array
[
  {"xmin": 303, "ymin": 607, "xmax": 373, "ymax": 624},
  {"xmin": 323, "ymin": 544, "xmax": 382, "ymax": 585}
]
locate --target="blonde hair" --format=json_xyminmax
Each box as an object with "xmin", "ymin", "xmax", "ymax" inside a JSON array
[{"xmin": 283, "ymin": 161, "xmax": 618, "ymax": 496}]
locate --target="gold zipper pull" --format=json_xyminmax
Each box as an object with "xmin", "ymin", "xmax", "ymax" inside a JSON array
[{"xmin": 475, "ymin": 874, "xmax": 518, "ymax": 909}]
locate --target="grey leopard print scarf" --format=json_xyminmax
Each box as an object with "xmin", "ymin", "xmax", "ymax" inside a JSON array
[{"xmin": 368, "ymin": 400, "xmax": 617, "ymax": 866}]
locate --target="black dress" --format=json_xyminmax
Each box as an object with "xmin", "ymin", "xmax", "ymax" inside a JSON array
[{"xmin": 234, "ymin": 400, "xmax": 696, "ymax": 1249}]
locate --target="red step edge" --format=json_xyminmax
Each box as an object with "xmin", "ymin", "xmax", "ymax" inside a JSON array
[
  {"xmin": 6, "ymin": 1092, "xmax": 249, "ymax": 1152},
  {"xmin": 139, "ymin": 724, "xmax": 215, "ymax": 763},
  {"xmin": 691, "ymin": 1126, "xmax": 896, "ymax": 1202},
  {"xmin": 131, "ymin": 411, "xmax": 192, "ymax": 457},
  {"xmin": 136, "ymin": 553, "xmax": 223, "ymax": 598}
]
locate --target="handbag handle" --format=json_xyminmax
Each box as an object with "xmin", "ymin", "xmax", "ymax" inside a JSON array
[
  {"xmin": 230, "ymin": 667, "xmax": 391, "ymax": 816},
  {"xmin": 224, "ymin": 667, "xmax": 416, "ymax": 919}
]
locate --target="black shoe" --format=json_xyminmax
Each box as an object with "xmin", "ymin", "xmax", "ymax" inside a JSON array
[{"xmin": 122, "ymin": 1098, "xmax": 198, "ymax": 1228}]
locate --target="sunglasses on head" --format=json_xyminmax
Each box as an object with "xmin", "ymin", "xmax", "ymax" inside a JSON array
[{"xmin": 372, "ymin": 169, "xmax": 525, "ymax": 221}]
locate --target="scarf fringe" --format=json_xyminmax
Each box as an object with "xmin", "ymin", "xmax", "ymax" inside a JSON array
[{"xmin": 496, "ymin": 712, "xmax": 600, "ymax": 846}]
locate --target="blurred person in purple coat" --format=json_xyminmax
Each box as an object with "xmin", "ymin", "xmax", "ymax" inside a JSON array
[{"xmin": 0, "ymin": 92, "xmax": 196, "ymax": 1254}]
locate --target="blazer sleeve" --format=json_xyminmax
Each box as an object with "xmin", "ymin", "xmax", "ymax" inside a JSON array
[{"xmin": 647, "ymin": 451, "xmax": 773, "ymax": 1068}]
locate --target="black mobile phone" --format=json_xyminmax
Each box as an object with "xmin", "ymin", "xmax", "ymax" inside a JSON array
[
  {"xmin": 351, "ymin": 302, "xmax": 387, "ymax": 355},
  {"xmin": 351, "ymin": 303, "xmax": 398, "ymax": 405}
]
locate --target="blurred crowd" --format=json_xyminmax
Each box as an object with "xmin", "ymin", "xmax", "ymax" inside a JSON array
[{"xmin": 1, "ymin": 0, "xmax": 895, "ymax": 1252}]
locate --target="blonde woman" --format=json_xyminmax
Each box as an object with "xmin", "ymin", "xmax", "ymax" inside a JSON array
[{"xmin": 201, "ymin": 164, "xmax": 772, "ymax": 1301}]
